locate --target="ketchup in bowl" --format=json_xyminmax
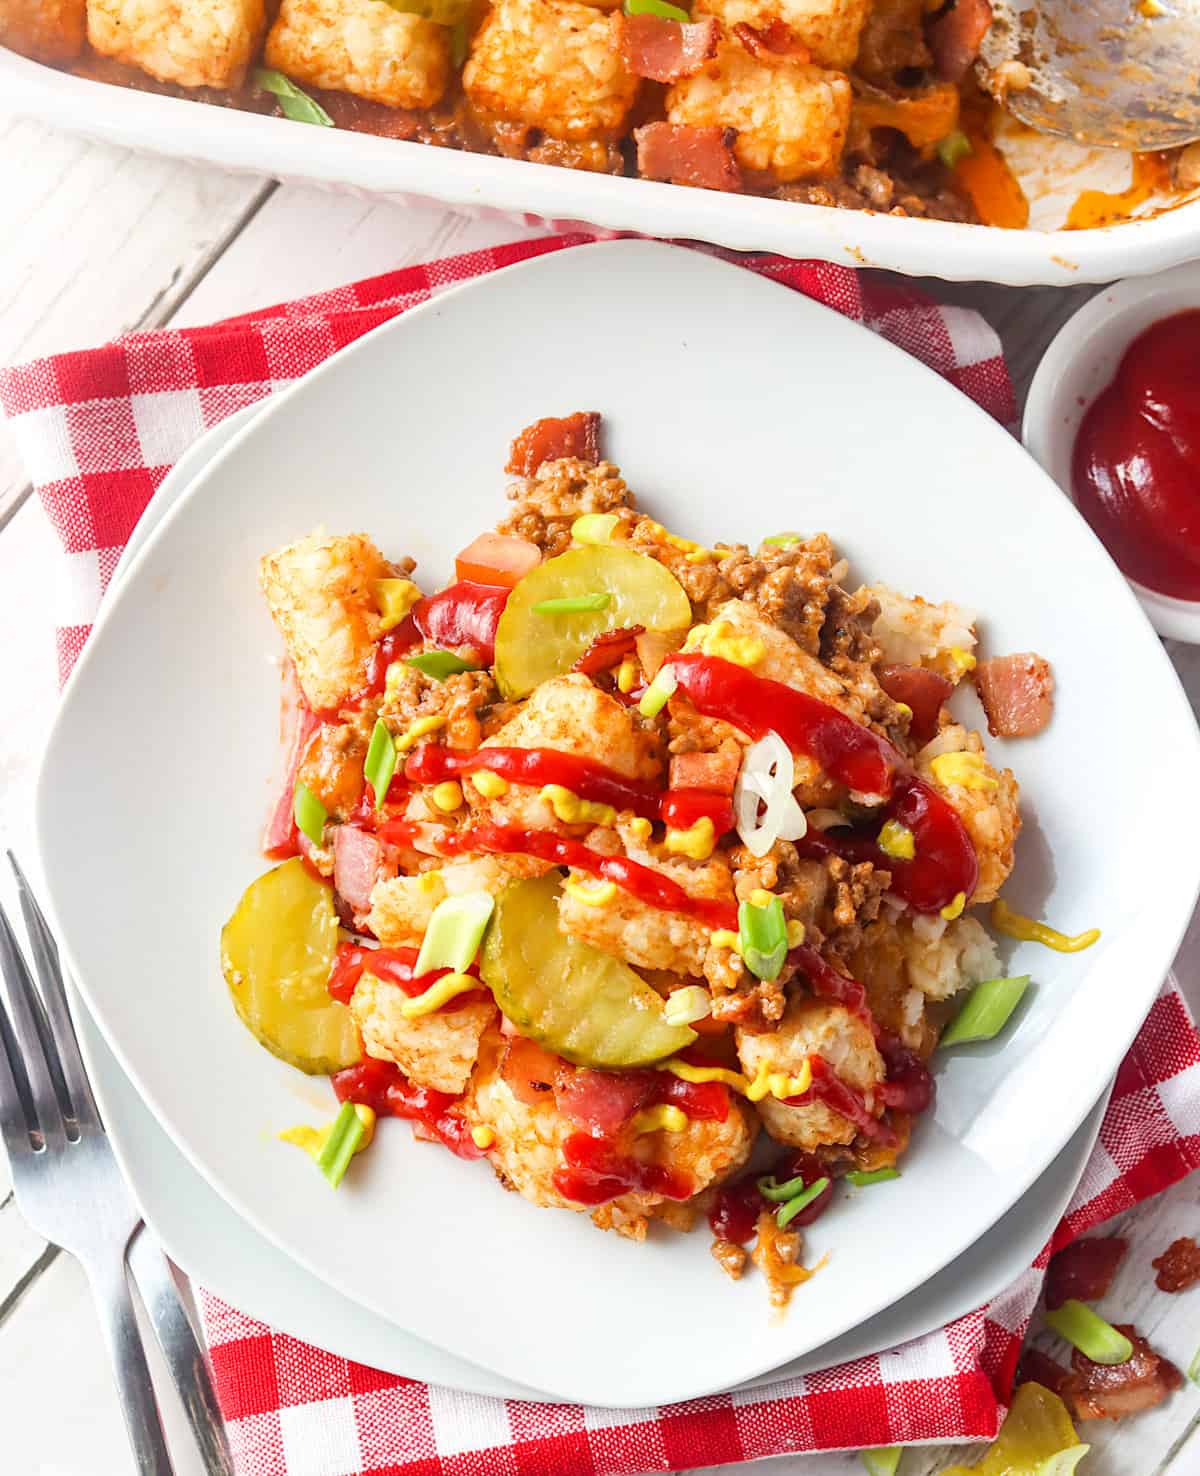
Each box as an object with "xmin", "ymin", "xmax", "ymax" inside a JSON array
[{"xmin": 1072, "ymin": 311, "xmax": 1200, "ymax": 600}]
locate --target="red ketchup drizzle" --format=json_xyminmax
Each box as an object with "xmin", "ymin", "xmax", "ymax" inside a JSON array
[
  {"xmin": 660, "ymin": 788, "xmax": 736, "ymax": 835},
  {"xmin": 413, "ymin": 581, "xmax": 511, "ymax": 665},
  {"xmin": 783, "ymin": 1056, "xmax": 897, "ymax": 1146},
  {"xmin": 789, "ymin": 944, "xmax": 877, "ymax": 1037},
  {"xmin": 406, "ymin": 746, "xmax": 663, "ymax": 820},
  {"xmin": 552, "ymin": 1133, "xmax": 693, "ymax": 1206},
  {"xmin": 442, "ymin": 824, "xmax": 739, "ymax": 931},
  {"xmin": 877, "ymin": 1036, "xmax": 935, "ymax": 1115},
  {"xmin": 331, "ymin": 1057, "xmax": 485, "ymax": 1159},
  {"xmin": 326, "ymin": 943, "xmax": 484, "ymax": 1007},
  {"xmin": 1072, "ymin": 310, "xmax": 1200, "ymax": 599},
  {"xmin": 667, "ymin": 654, "xmax": 976, "ymax": 913}
]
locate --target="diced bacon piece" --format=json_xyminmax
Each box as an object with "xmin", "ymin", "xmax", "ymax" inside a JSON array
[
  {"xmin": 455, "ymin": 532, "xmax": 541, "ymax": 589},
  {"xmin": 500, "ymin": 1036, "xmax": 566, "ymax": 1106},
  {"xmin": 731, "ymin": 19, "xmax": 811, "ymax": 63},
  {"xmin": 634, "ymin": 122, "xmax": 744, "ymax": 193},
  {"xmin": 615, "ymin": 13, "xmax": 719, "ymax": 83},
  {"xmin": 1061, "ymin": 1326, "xmax": 1182, "ymax": 1422},
  {"xmin": 573, "ymin": 626, "xmax": 644, "ymax": 675},
  {"xmin": 263, "ymin": 662, "xmax": 322, "ymax": 859},
  {"xmin": 974, "ymin": 652, "xmax": 1055, "ymax": 738},
  {"xmin": 1045, "ymin": 1237, "xmax": 1127, "ymax": 1311},
  {"xmin": 333, "ymin": 826, "xmax": 386, "ymax": 915},
  {"xmin": 878, "ymin": 663, "xmax": 953, "ymax": 745},
  {"xmin": 928, "ymin": 0, "xmax": 992, "ymax": 83},
  {"xmin": 1017, "ymin": 1347, "xmax": 1072, "ymax": 1399},
  {"xmin": 669, "ymin": 744, "xmax": 741, "ymax": 794},
  {"xmin": 556, "ymin": 1068, "xmax": 654, "ymax": 1135},
  {"xmin": 506, "ymin": 412, "xmax": 602, "ymax": 476},
  {"xmin": 1153, "ymin": 1236, "xmax": 1200, "ymax": 1293}
]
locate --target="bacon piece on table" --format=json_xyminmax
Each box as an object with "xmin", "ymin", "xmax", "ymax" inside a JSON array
[
  {"xmin": 1017, "ymin": 1347, "xmax": 1073, "ymax": 1399},
  {"xmin": 506, "ymin": 412, "xmax": 602, "ymax": 476},
  {"xmin": 732, "ymin": 19, "xmax": 811, "ymax": 62},
  {"xmin": 1045, "ymin": 1236, "xmax": 1127, "ymax": 1311},
  {"xmin": 1060, "ymin": 1326, "xmax": 1183, "ymax": 1421},
  {"xmin": 974, "ymin": 651, "xmax": 1055, "ymax": 737},
  {"xmin": 1152, "ymin": 1235, "xmax": 1200, "ymax": 1293},
  {"xmin": 928, "ymin": 0, "xmax": 993, "ymax": 83},
  {"xmin": 615, "ymin": 13, "xmax": 719, "ymax": 82},
  {"xmin": 635, "ymin": 122, "xmax": 744, "ymax": 193}
]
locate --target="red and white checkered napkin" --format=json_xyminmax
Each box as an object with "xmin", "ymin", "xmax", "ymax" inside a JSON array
[{"xmin": 3, "ymin": 232, "xmax": 1198, "ymax": 1474}]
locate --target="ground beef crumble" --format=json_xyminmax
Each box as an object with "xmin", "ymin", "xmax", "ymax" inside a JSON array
[
  {"xmin": 498, "ymin": 458, "xmax": 634, "ymax": 556},
  {"xmin": 380, "ymin": 664, "xmax": 501, "ymax": 751}
]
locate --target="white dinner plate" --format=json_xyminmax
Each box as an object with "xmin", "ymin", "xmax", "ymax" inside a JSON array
[
  {"xmin": 83, "ymin": 435, "xmax": 1112, "ymax": 1401},
  {"xmin": 36, "ymin": 239, "xmax": 1200, "ymax": 1406}
]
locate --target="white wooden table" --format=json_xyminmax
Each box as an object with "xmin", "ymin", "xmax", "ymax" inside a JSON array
[{"xmin": 1, "ymin": 111, "xmax": 1198, "ymax": 1476}]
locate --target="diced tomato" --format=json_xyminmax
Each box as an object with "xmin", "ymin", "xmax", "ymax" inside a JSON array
[
  {"xmin": 878, "ymin": 664, "xmax": 953, "ymax": 745},
  {"xmin": 413, "ymin": 581, "xmax": 511, "ymax": 666},
  {"xmin": 455, "ymin": 532, "xmax": 541, "ymax": 589}
]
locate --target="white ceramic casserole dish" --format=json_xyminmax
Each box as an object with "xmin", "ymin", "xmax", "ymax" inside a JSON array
[{"xmin": 4, "ymin": 44, "xmax": 1200, "ymax": 287}]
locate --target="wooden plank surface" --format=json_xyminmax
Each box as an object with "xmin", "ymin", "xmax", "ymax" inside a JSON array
[{"xmin": 0, "ymin": 109, "xmax": 1197, "ymax": 1476}]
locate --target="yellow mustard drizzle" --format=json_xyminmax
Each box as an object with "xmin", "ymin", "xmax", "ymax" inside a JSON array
[
  {"xmin": 948, "ymin": 646, "xmax": 977, "ymax": 675},
  {"xmin": 992, "ymin": 898, "xmax": 1101, "ymax": 953},
  {"xmin": 685, "ymin": 620, "xmax": 765, "ymax": 668},
  {"xmin": 470, "ymin": 770, "xmax": 509, "ymax": 799},
  {"xmin": 616, "ymin": 656, "xmax": 639, "ymax": 694},
  {"xmin": 632, "ymin": 1104, "xmax": 689, "ymax": 1135},
  {"xmin": 563, "ymin": 877, "xmax": 618, "ymax": 906},
  {"xmin": 877, "ymin": 820, "xmax": 915, "ymax": 861},
  {"xmin": 665, "ymin": 816, "xmax": 716, "ymax": 861},
  {"xmin": 280, "ymin": 1104, "xmax": 376, "ymax": 1160},
  {"xmin": 372, "ymin": 578, "xmax": 421, "ymax": 632},
  {"xmin": 431, "ymin": 781, "xmax": 464, "ymax": 813},
  {"xmin": 657, "ymin": 1055, "xmax": 814, "ymax": 1103},
  {"xmin": 940, "ymin": 892, "xmax": 967, "ymax": 921},
  {"xmin": 400, "ymin": 971, "xmax": 479, "ymax": 1018},
  {"xmin": 540, "ymin": 784, "xmax": 617, "ymax": 828},
  {"xmin": 627, "ymin": 816, "xmax": 653, "ymax": 844},
  {"xmin": 470, "ymin": 1125, "xmax": 497, "ymax": 1149}
]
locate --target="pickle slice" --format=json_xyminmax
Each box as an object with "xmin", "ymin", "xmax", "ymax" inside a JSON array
[
  {"xmin": 479, "ymin": 873, "xmax": 696, "ymax": 1067},
  {"xmin": 221, "ymin": 858, "xmax": 360, "ymax": 1075},
  {"xmin": 493, "ymin": 545, "xmax": 691, "ymax": 699}
]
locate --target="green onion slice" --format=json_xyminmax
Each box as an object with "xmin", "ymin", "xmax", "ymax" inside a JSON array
[
  {"xmin": 1043, "ymin": 1299, "xmax": 1133, "ymax": 1366},
  {"xmin": 845, "ymin": 1167, "xmax": 900, "ymax": 1188},
  {"xmin": 860, "ymin": 1449, "xmax": 903, "ymax": 1476},
  {"xmin": 762, "ymin": 532, "xmax": 804, "ymax": 548},
  {"xmin": 531, "ymin": 593, "xmax": 612, "ymax": 615},
  {"xmin": 777, "ymin": 1177, "xmax": 830, "ymax": 1228},
  {"xmin": 757, "ymin": 1172, "xmax": 809, "ymax": 1203},
  {"xmin": 406, "ymin": 650, "xmax": 479, "ymax": 681},
  {"xmin": 625, "ymin": 0, "xmax": 690, "ymax": 17},
  {"xmin": 940, "ymin": 976, "xmax": 1030, "ymax": 1046},
  {"xmin": 316, "ymin": 1101, "xmax": 365, "ymax": 1188},
  {"xmin": 739, "ymin": 894, "xmax": 787, "ymax": 982},
  {"xmin": 572, "ymin": 513, "xmax": 620, "ymax": 545},
  {"xmin": 414, "ymin": 890, "xmax": 495, "ymax": 977},
  {"xmin": 937, "ymin": 130, "xmax": 973, "ymax": 169},
  {"xmin": 293, "ymin": 781, "xmax": 327, "ymax": 848},
  {"xmin": 364, "ymin": 718, "xmax": 398, "ymax": 813},
  {"xmin": 637, "ymin": 663, "xmax": 678, "ymax": 718},
  {"xmin": 254, "ymin": 69, "xmax": 334, "ymax": 127},
  {"xmin": 1190, "ymin": 1342, "xmax": 1200, "ymax": 1385}
]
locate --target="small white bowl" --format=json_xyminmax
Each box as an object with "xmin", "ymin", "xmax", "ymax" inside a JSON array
[{"xmin": 1023, "ymin": 260, "xmax": 1200, "ymax": 643}]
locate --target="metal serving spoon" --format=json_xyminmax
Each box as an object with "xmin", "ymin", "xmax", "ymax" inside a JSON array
[{"xmin": 979, "ymin": 0, "xmax": 1200, "ymax": 150}]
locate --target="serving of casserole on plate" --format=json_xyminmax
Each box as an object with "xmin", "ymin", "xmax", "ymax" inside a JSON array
[
  {"xmin": 3, "ymin": 0, "xmax": 1199, "ymax": 284},
  {"xmin": 34, "ymin": 243, "xmax": 1200, "ymax": 1404}
]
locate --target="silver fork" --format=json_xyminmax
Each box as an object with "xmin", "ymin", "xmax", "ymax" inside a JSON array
[{"xmin": 0, "ymin": 854, "xmax": 231, "ymax": 1474}]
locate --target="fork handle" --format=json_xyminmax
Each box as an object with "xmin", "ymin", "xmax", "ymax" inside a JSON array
[{"xmin": 85, "ymin": 1254, "xmax": 176, "ymax": 1475}]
